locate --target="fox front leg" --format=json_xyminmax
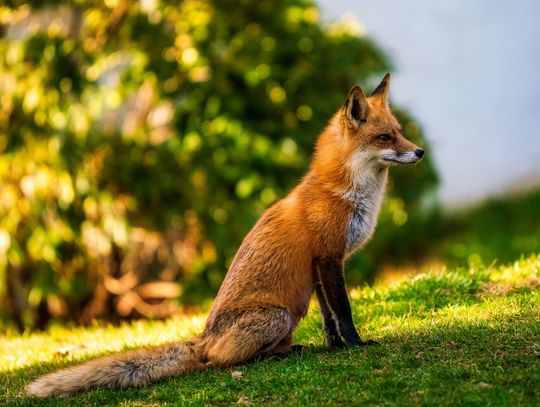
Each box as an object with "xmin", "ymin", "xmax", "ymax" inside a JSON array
[
  {"xmin": 314, "ymin": 258, "xmax": 368, "ymax": 346},
  {"xmin": 315, "ymin": 281, "xmax": 346, "ymax": 348}
]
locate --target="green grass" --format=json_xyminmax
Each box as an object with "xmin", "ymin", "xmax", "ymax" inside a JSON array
[{"xmin": 1, "ymin": 255, "xmax": 539, "ymax": 406}]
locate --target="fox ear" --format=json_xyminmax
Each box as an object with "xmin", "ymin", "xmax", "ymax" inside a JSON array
[
  {"xmin": 344, "ymin": 85, "xmax": 369, "ymax": 128},
  {"xmin": 370, "ymin": 73, "xmax": 391, "ymax": 104}
]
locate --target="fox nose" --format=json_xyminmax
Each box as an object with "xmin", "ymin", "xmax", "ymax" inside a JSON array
[{"xmin": 414, "ymin": 148, "xmax": 425, "ymax": 158}]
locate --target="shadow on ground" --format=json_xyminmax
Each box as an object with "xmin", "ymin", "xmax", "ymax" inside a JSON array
[{"xmin": 2, "ymin": 284, "xmax": 538, "ymax": 406}]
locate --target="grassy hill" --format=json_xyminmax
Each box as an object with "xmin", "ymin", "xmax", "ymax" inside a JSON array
[{"xmin": 1, "ymin": 254, "xmax": 538, "ymax": 406}]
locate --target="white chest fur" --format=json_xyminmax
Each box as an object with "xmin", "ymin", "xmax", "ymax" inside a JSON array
[{"xmin": 343, "ymin": 166, "xmax": 388, "ymax": 254}]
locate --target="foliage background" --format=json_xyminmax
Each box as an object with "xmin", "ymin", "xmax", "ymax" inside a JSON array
[{"xmin": 1, "ymin": 0, "xmax": 439, "ymax": 330}]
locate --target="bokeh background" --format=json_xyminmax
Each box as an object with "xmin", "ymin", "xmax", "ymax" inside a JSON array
[{"xmin": 0, "ymin": 0, "xmax": 538, "ymax": 331}]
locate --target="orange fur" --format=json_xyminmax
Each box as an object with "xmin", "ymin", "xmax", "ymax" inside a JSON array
[{"xmin": 27, "ymin": 74, "xmax": 423, "ymax": 398}]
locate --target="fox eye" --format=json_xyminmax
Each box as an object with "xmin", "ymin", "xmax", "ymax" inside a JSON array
[{"xmin": 377, "ymin": 134, "xmax": 393, "ymax": 142}]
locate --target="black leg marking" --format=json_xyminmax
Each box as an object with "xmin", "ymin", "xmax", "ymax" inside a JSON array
[
  {"xmin": 315, "ymin": 276, "xmax": 345, "ymax": 348},
  {"xmin": 314, "ymin": 258, "xmax": 368, "ymax": 346}
]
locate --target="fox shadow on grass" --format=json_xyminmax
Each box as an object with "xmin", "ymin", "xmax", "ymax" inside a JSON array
[{"xmin": 4, "ymin": 293, "xmax": 537, "ymax": 406}]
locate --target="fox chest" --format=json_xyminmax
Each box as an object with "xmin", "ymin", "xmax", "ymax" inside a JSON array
[{"xmin": 344, "ymin": 187, "xmax": 385, "ymax": 254}]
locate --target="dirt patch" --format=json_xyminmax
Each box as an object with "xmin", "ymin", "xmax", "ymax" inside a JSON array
[{"xmin": 479, "ymin": 277, "xmax": 540, "ymax": 297}]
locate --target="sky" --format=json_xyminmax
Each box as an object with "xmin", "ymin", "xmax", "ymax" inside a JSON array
[{"xmin": 317, "ymin": 0, "xmax": 540, "ymax": 207}]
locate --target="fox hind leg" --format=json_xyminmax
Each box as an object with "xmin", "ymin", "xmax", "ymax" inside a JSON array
[
  {"xmin": 262, "ymin": 332, "xmax": 293, "ymax": 356},
  {"xmin": 204, "ymin": 306, "xmax": 292, "ymax": 366}
]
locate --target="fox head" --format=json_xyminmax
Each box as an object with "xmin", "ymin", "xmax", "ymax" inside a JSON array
[{"xmin": 339, "ymin": 73, "xmax": 424, "ymax": 167}]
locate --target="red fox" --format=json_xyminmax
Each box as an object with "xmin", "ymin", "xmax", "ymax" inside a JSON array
[{"xmin": 27, "ymin": 74, "xmax": 424, "ymax": 397}]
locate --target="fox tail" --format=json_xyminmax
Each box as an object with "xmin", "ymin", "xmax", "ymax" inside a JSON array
[{"xmin": 27, "ymin": 340, "xmax": 206, "ymax": 398}]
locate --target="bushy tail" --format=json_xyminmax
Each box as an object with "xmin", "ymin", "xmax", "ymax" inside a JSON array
[{"xmin": 27, "ymin": 340, "xmax": 207, "ymax": 398}]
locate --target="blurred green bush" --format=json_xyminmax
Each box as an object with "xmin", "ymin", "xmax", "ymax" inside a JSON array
[
  {"xmin": 0, "ymin": 0, "xmax": 437, "ymax": 329},
  {"xmin": 435, "ymin": 189, "xmax": 540, "ymax": 267}
]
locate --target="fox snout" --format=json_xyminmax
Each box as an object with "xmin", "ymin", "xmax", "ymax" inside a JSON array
[{"xmin": 381, "ymin": 147, "xmax": 425, "ymax": 165}]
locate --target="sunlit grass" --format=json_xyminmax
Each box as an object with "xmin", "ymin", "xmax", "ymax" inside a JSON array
[
  {"xmin": 1, "ymin": 255, "xmax": 539, "ymax": 406},
  {"xmin": 0, "ymin": 315, "xmax": 207, "ymax": 373}
]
